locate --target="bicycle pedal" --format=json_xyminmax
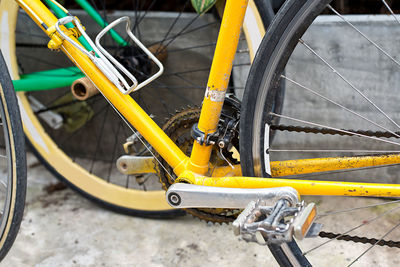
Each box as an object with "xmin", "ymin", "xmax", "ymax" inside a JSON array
[
  {"xmin": 233, "ymin": 199, "xmax": 322, "ymax": 245},
  {"xmin": 292, "ymin": 202, "xmax": 321, "ymax": 240}
]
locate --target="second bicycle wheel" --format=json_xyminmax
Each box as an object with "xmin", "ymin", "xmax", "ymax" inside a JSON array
[
  {"xmin": 0, "ymin": 0, "xmax": 270, "ymax": 217},
  {"xmin": 241, "ymin": 0, "xmax": 400, "ymax": 265},
  {"xmin": 0, "ymin": 51, "xmax": 26, "ymax": 261}
]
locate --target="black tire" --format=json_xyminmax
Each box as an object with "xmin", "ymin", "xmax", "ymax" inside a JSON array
[
  {"xmin": 241, "ymin": 0, "xmax": 330, "ymax": 265},
  {"xmin": 0, "ymin": 51, "xmax": 26, "ymax": 261},
  {"xmin": 242, "ymin": 0, "xmax": 400, "ymax": 264}
]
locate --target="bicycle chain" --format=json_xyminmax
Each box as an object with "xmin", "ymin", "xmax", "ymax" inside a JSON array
[
  {"xmin": 271, "ymin": 123, "xmax": 400, "ymax": 248},
  {"xmin": 157, "ymin": 115, "xmax": 399, "ymax": 246},
  {"xmin": 318, "ymin": 231, "xmax": 400, "ymax": 248},
  {"xmin": 156, "ymin": 107, "xmax": 240, "ymax": 224},
  {"xmin": 270, "ymin": 124, "xmax": 400, "ymax": 138}
]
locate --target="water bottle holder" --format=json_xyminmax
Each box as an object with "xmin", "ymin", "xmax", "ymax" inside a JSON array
[{"xmin": 55, "ymin": 16, "xmax": 164, "ymax": 95}]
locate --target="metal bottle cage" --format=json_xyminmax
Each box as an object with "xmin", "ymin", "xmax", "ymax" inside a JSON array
[{"xmin": 55, "ymin": 16, "xmax": 164, "ymax": 95}]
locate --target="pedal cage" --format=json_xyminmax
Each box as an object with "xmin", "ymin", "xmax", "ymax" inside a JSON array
[
  {"xmin": 54, "ymin": 16, "xmax": 164, "ymax": 95},
  {"xmin": 233, "ymin": 199, "xmax": 322, "ymax": 245}
]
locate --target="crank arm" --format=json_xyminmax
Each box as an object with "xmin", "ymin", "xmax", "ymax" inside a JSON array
[
  {"xmin": 165, "ymin": 183, "xmax": 299, "ymax": 209},
  {"xmin": 116, "ymin": 155, "xmax": 156, "ymax": 174}
]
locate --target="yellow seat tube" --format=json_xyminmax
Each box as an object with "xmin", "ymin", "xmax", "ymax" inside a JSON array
[
  {"xmin": 18, "ymin": 0, "xmax": 189, "ymax": 175},
  {"xmin": 188, "ymin": 0, "xmax": 249, "ymax": 174}
]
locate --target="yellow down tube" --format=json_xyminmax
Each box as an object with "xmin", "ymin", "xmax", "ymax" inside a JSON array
[{"xmin": 18, "ymin": 0, "xmax": 189, "ymax": 175}]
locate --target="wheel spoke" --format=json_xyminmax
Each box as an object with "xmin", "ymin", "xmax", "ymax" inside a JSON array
[
  {"xmin": 299, "ymin": 38, "xmax": 400, "ymax": 131},
  {"xmin": 303, "ymin": 203, "xmax": 400, "ymax": 256},
  {"xmin": 328, "ymin": 5, "xmax": 400, "ymax": 70},
  {"xmin": 148, "ymin": 21, "xmax": 219, "ymax": 48},
  {"xmin": 59, "ymin": 102, "xmax": 109, "ymax": 147},
  {"xmin": 282, "ymin": 75, "xmax": 400, "ymax": 138},
  {"xmin": 89, "ymin": 105, "xmax": 110, "ymax": 174},
  {"xmin": 269, "ymin": 112, "xmax": 400, "ymax": 146},
  {"xmin": 107, "ymin": 121, "xmax": 123, "ymax": 182},
  {"xmin": 318, "ymin": 199, "xmax": 400, "ymax": 218},
  {"xmin": 154, "ymin": 0, "xmax": 188, "ymax": 54},
  {"xmin": 348, "ymin": 221, "xmax": 400, "ymax": 266},
  {"xmin": 381, "ymin": 0, "xmax": 400, "ymax": 25}
]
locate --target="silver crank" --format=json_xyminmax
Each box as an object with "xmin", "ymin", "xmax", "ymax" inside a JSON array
[
  {"xmin": 165, "ymin": 183, "xmax": 299, "ymax": 209},
  {"xmin": 166, "ymin": 183, "xmax": 321, "ymax": 245}
]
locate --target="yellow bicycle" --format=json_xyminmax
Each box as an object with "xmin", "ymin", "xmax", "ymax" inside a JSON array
[
  {"xmin": 5, "ymin": 0, "xmax": 400, "ymax": 265},
  {"xmin": 0, "ymin": 0, "xmax": 276, "ymax": 218}
]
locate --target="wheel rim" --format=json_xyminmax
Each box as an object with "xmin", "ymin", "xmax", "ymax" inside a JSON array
[
  {"xmin": 0, "ymin": 83, "xmax": 16, "ymax": 245},
  {"xmin": 248, "ymin": 0, "xmax": 400, "ymax": 265},
  {"xmin": 3, "ymin": 0, "xmax": 264, "ymax": 212}
]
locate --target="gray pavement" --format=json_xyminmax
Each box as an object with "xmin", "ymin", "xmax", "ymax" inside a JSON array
[
  {"xmin": 5, "ymin": 11, "xmax": 400, "ymax": 267},
  {"xmin": 1, "ymin": 153, "xmax": 277, "ymax": 267},
  {"xmin": 0, "ymin": 154, "xmax": 400, "ymax": 267},
  {"xmin": 2, "ymin": 154, "xmax": 400, "ymax": 266}
]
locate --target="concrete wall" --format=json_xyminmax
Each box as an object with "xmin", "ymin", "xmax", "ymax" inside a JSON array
[
  {"xmin": 16, "ymin": 11, "xmax": 400, "ymax": 182},
  {"xmin": 270, "ymin": 15, "xmax": 400, "ymax": 183}
]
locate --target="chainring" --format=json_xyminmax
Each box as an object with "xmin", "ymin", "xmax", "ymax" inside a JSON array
[{"xmin": 156, "ymin": 107, "xmax": 241, "ymax": 223}]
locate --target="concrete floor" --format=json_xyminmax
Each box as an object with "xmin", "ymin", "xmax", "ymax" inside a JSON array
[
  {"xmin": 1, "ymin": 154, "xmax": 277, "ymax": 267},
  {"xmin": 2, "ymin": 153, "xmax": 400, "ymax": 266}
]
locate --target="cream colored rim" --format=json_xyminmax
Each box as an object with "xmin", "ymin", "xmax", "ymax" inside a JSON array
[
  {"xmin": 1, "ymin": 0, "xmax": 265, "ymax": 211},
  {"xmin": 0, "ymin": 0, "xmax": 18, "ymax": 246},
  {"xmin": 0, "ymin": 83, "xmax": 17, "ymax": 247}
]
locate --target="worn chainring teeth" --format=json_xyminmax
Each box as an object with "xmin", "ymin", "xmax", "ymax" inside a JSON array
[
  {"xmin": 157, "ymin": 113, "xmax": 400, "ymax": 243},
  {"xmin": 155, "ymin": 107, "xmax": 240, "ymax": 223}
]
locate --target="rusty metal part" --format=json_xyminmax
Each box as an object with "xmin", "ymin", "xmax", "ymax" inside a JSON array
[
  {"xmin": 319, "ymin": 231, "xmax": 400, "ymax": 248},
  {"xmin": 270, "ymin": 154, "xmax": 400, "ymax": 178},
  {"xmin": 71, "ymin": 77, "xmax": 99, "ymax": 101},
  {"xmin": 271, "ymin": 124, "xmax": 400, "ymax": 138},
  {"xmin": 272, "ymin": 123, "xmax": 400, "ymax": 248},
  {"xmin": 116, "ymin": 155, "xmax": 155, "ymax": 174},
  {"xmin": 156, "ymin": 107, "xmax": 240, "ymax": 223},
  {"xmin": 148, "ymin": 44, "xmax": 168, "ymax": 63}
]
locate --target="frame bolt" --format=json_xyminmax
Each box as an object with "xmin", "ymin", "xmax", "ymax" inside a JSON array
[
  {"xmin": 168, "ymin": 193, "xmax": 181, "ymax": 206},
  {"xmin": 218, "ymin": 140, "xmax": 225, "ymax": 148}
]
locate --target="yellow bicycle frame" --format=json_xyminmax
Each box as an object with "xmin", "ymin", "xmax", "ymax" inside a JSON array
[{"xmin": 16, "ymin": 0, "xmax": 400, "ymax": 198}]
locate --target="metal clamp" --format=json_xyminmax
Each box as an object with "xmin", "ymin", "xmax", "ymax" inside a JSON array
[
  {"xmin": 55, "ymin": 16, "xmax": 163, "ymax": 95},
  {"xmin": 191, "ymin": 123, "xmax": 218, "ymax": 146}
]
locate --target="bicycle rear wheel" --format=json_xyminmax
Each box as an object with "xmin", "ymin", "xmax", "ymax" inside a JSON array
[
  {"xmin": 0, "ymin": 0, "xmax": 269, "ymax": 217},
  {"xmin": 241, "ymin": 0, "xmax": 400, "ymax": 265},
  {"xmin": 0, "ymin": 51, "xmax": 26, "ymax": 261}
]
